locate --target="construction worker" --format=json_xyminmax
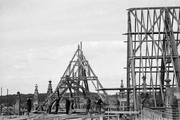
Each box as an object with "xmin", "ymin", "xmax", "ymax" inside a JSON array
[
  {"xmin": 26, "ymin": 97, "xmax": 32, "ymax": 115},
  {"xmin": 55, "ymin": 98, "xmax": 60, "ymax": 114},
  {"xmin": 86, "ymin": 97, "xmax": 91, "ymax": 114},
  {"xmin": 116, "ymin": 99, "xmax": 120, "ymax": 111},
  {"xmin": 47, "ymin": 97, "xmax": 52, "ymax": 114},
  {"xmin": 65, "ymin": 99, "xmax": 70, "ymax": 114},
  {"xmin": 97, "ymin": 98, "xmax": 102, "ymax": 113}
]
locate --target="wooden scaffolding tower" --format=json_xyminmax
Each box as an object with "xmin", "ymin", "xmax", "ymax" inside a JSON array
[{"xmin": 124, "ymin": 6, "xmax": 180, "ymax": 112}]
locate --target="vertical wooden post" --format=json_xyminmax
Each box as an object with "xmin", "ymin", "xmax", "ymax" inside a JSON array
[{"xmin": 127, "ymin": 11, "xmax": 131, "ymax": 111}]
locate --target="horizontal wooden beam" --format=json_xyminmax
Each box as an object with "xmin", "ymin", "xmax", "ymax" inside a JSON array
[
  {"xmin": 98, "ymin": 87, "xmax": 165, "ymax": 91},
  {"xmin": 105, "ymin": 110, "xmax": 140, "ymax": 114},
  {"xmin": 123, "ymin": 40, "xmax": 180, "ymax": 42},
  {"xmin": 124, "ymin": 66, "xmax": 173, "ymax": 69},
  {"xmin": 127, "ymin": 6, "xmax": 180, "ymax": 11},
  {"xmin": 132, "ymin": 56, "xmax": 180, "ymax": 59},
  {"xmin": 128, "ymin": 71, "xmax": 174, "ymax": 73},
  {"xmin": 123, "ymin": 31, "xmax": 180, "ymax": 35}
]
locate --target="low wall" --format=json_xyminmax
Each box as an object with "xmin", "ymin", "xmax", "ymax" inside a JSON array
[{"xmin": 142, "ymin": 107, "xmax": 167, "ymax": 120}]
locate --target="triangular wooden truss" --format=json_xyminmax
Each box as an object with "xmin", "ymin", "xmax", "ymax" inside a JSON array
[{"xmin": 49, "ymin": 43, "xmax": 109, "ymax": 108}]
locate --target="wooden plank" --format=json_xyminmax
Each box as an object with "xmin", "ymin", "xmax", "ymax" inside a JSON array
[
  {"xmin": 123, "ymin": 31, "xmax": 180, "ymax": 35},
  {"xmin": 105, "ymin": 111, "xmax": 140, "ymax": 114},
  {"xmin": 127, "ymin": 7, "xmax": 180, "ymax": 11},
  {"xmin": 98, "ymin": 87, "xmax": 165, "ymax": 91}
]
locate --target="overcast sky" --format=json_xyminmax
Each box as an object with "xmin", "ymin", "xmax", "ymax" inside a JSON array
[{"xmin": 0, "ymin": 0, "xmax": 179, "ymax": 95}]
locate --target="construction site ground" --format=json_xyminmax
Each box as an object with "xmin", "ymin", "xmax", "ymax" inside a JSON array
[{"xmin": 0, "ymin": 113, "xmax": 116, "ymax": 120}]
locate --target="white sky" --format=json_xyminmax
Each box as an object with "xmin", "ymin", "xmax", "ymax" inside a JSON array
[{"xmin": 0, "ymin": 0, "xmax": 179, "ymax": 95}]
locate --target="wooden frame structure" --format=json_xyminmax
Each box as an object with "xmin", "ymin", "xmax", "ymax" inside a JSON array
[
  {"xmin": 48, "ymin": 43, "xmax": 108, "ymax": 109},
  {"xmin": 125, "ymin": 7, "xmax": 180, "ymax": 111}
]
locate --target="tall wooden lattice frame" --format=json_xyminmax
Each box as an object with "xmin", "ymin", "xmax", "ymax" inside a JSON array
[{"xmin": 125, "ymin": 7, "xmax": 180, "ymax": 111}]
